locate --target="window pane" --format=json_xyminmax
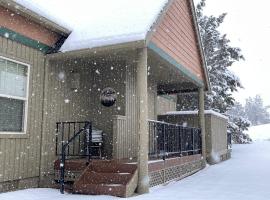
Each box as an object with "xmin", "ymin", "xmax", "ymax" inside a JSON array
[
  {"xmin": 0, "ymin": 97, "xmax": 24, "ymax": 132},
  {"xmin": 0, "ymin": 59, "xmax": 27, "ymax": 98},
  {"xmin": 0, "ymin": 58, "xmax": 6, "ymax": 95}
]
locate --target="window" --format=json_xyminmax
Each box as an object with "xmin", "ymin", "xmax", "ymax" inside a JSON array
[{"xmin": 0, "ymin": 56, "xmax": 29, "ymax": 133}]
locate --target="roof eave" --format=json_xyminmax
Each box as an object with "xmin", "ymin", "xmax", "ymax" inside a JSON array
[
  {"xmin": 189, "ymin": 0, "xmax": 211, "ymax": 92},
  {"xmin": 0, "ymin": 0, "xmax": 70, "ymax": 36},
  {"xmin": 46, "ymin": 40, "xmax": 146, "ymax": 60},
  {"xmin": 145, "ymin": 0, "xmax": 210, "ymax": 92}
]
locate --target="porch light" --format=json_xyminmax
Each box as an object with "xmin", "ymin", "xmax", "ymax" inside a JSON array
[{"xmin": 100, "ymin": 87, "xmax": 117, "ymax": 107}]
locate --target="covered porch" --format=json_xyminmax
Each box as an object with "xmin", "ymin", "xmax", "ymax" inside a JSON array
[{"xmin": 40, "ymin": 43, "xmax": 207, "ymax": 195}]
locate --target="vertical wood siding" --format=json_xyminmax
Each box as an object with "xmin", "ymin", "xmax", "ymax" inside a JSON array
[
  {"xmin": 124, "ymin": 59, "xmax": 138, "ymax": 159},
  {"xmin": 40, "ymin": 58, "xmax": 126, "ymax": 183},
  {"xmin": 112, "ymin": 115, "xmax": 127, "ymax": 159},
  {"xmin": 0, "ymin": 36, "xmax": 45, "ymax": 183},
  {"xmin": 114, "ymin": 57, "xmax": 159, "ymax": 160},
  {"xmin": 157, "ymin": 95, "xmax": 177, "ymax": 115},
  {"xmin": 150, "ymin": 0, "xmax": 204, "ymax": 80}
]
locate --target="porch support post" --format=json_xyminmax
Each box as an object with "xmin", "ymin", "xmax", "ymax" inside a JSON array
[
  {"xmin": 198, "ymin": 87, "xmax": 206, "ymax": 165},
  {"xmin": 136, "ymin": 47, "xmax": 149, "ymax": 194}
]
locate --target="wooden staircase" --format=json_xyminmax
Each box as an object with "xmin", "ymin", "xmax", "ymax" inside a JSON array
[{"xmin": 54, "ymin": 159, "xmax": 138, "ymax": 197}]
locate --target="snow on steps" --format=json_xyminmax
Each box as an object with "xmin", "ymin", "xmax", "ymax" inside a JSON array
[
  {"xmin": 54, "ymin": 159, "xmax": 138, "ymax": 197},
  {"xmin": 73, "ymin": 160, "xmax": 138, "ymax": 197}
]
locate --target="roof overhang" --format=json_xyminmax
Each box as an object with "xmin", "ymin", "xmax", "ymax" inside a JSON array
[
  {"xmin": 46, "ymin": 40, "xmax": 146, "ymax": 60},
  {"xmin": 0, "ymin": 0, "xmax": 70, "ymax": 36},
  {"xmin": 189, "ymin": 0, "xmax": 211, "ymax": 92},
  {"xmin": 145, "ymin": 0, "xmax": 210, "ymax": 92}
]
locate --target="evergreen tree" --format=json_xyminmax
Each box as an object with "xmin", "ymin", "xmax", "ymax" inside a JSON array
[
  {"xmin": 178, "ymin": 0, "xmax": 244, "ymax": 112},
  {"xmin": 197, "ymin": 0, "xmax": 244, "ymax": 112},
  {"xmin": 245, "ymin": 95, "xmax": 270, "ymax": 125},
  {"xmin": 177, "ymin": 0, "xmax": 249, "ymax": 143},
  {"xmin": 227, "ymin": 102, "xmax": 252, "ymax": 144}
]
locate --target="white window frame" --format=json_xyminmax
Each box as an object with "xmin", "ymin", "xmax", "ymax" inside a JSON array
[{"xmin": 0, "ymin": 56, "xmax": 30, "ymax": 135}]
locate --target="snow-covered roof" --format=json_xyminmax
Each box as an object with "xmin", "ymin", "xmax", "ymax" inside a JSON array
[
  {"xmin": 14, "ymin": 0, "xmax": 169, "ymax": 52},
  {"xmin": 165, "ymin": 110, "xmax": 229, "ymax": 120}
]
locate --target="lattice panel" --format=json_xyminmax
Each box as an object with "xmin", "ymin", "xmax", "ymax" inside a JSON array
[
  {"xmin": 149, "ymin": 160, "xmax": 204, "ymax": 187},
  {"xmin": 149, "ymin": 170, "xmax": 164, "ymax": 187}
]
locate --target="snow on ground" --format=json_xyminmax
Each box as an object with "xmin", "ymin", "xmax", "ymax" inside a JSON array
[
  {"xmin": 246, "ymin": 123, "xmax": 270, "ymax": 141},
  {"xmin": 1, "ymin": 141, "xmax": 270, "ymax": 200},
  {"xmin": 15, "ymin": 0, "xmax": 168, "ymax": 52}
]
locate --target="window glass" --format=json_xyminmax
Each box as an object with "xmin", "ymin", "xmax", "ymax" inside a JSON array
[
  {"xmin": 0, "ymin": 59, "xmax": 27, "ymax": 98},
  {"xmin": 0, "ymin": 97, "xmax": 24, "ymax": 132},
  {"xmin": 0, "ymin": 57, "xmax": 28, "ymax": 133}
]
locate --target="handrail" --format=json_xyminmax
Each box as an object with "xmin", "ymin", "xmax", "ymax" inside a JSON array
[
  {"xmin": 59, "ymin": 121, "xmax": 92, "ymax": 194},
  {"xmin": 148, "ymin": 119, "xmax": 199, "ymax": 129}
]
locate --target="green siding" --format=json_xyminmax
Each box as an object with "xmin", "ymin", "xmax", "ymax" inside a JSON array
[
  {"xmin": 0, "ymin": 27, "xmax": 53, "ymax": 53},
  {"xmin": 0, "ymin": 35, "xmax": 45, "ymax": 187}
]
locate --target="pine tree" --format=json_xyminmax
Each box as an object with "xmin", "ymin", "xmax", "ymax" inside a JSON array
[
  {"xmin": 196, "ymin": 0, "xmax": 244, "ymax": 112},
  {"xmin": 227, "ymin": 102, "xmax": 252, "ymax": 144},
  {"xmin": 177, "ymin": 0, "xmax": 249, "ymax": 143},
  {"xmin": 245, "ymin": 95, "xmax": 270, "ymax": 125}
]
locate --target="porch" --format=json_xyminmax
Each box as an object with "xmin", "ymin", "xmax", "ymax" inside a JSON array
[
  {"xmin": 40, "ymin": 45, "xmax": 207, "ymax": 196},
  {"xmin": 53, "ymin": 120, "xmax": 203, "ymax": 196}
]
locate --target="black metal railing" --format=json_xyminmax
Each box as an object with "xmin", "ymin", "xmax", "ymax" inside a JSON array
[
  {"xmin": 148, "ymin": 120, "xmax": 202, "ymax": 160},
  {"xmin": 55, "ymin": 121, "xmax": 92, "ymax": 194}
]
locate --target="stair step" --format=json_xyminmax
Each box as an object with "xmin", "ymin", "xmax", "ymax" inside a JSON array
[
  {"xmin": 73, "ymin": 160, "xmax": 138, "ymax": 197},
  {"xmin": 91, "ymin": 160, "xmax": 137, "ymax": 173},
  {"xmin": 73, "ymin": 183, "xmax": 126, "ymax": 196},
  {"xmin": 76, "ymin": 171, "xmax": 133, "ymax": 185},
  {"xmin": 54, "ymin": 159, "xmax": 89, "ymax": 171}
]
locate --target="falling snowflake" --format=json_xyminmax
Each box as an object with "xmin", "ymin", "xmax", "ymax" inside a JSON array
[
  {"xmin": 95, "ymin": 69, "xmax": 100, "ymax": 75},
  {"xmin": 4, "ymin": 32, "xmax": 9, "ymax": 38},
  {"xmin": 64, "ymin": 99, "xmax": 70, "ymax": 103},
  {"xmin": 58, "ymin": 72, "xmax": 65, "ymax": 80}
]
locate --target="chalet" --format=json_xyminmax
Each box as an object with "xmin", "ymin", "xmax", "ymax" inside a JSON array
[{"xmin": 0, "ymin": 0, "xmax": 230, "ymax": 197}]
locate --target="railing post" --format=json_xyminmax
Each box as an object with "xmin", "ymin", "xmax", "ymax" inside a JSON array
[
  {"xmin": 60, "ymin": 145, "xmax": 65, "ymax": 194},
  {"xmin": 163, "ymin": 124, "xmax": 166, "ymax": 161},
  {"xmin": 61, "ymin": 122, "xmax": 64, "ymax": 156},
  {"xmin": 179, "ymin": 126, "xmax": 182, "ymax": 156},
  {"xmin": 87, "ymin": 122, "xmax": 92, "ymax": 161},
  {"xmin": 55, "ymin": 123, "xmax": 59, "ymax": 156},
  {"xmin": 192, "ymin": 128, "xmax": 195, "ymax": 155}
]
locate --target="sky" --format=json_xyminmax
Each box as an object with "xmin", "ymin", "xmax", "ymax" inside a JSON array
[{"xmin": 195, "ymin": 0, "xmax": 270, "ymax": 106}]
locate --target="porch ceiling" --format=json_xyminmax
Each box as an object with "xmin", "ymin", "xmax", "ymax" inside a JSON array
[
  {"xmin": 47, "ymin": 44, "xmax": 201, "ymax": 95},
  {"xmin": 148, "ymin": 48, "xmax": 199, "ymax": 95}
]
